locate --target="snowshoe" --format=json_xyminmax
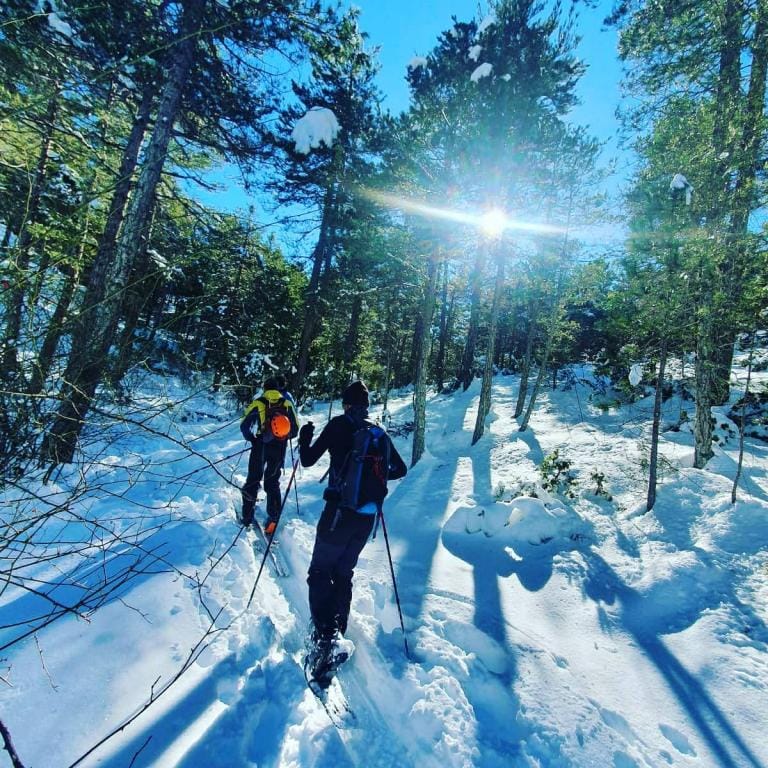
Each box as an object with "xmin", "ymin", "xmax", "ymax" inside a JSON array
[{"xmin": 304, "ymin": 630, "xmax": 353, "ymax": 691}]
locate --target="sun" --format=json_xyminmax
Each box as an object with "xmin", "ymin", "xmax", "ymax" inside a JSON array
[{"xmin": 478, "ymin": 208, "xmax": 507, "ymax": 237}]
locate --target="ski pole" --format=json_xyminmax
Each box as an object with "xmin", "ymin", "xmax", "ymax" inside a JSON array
[
  {"xmin": 378, "ymin": 508, "xmax": 411, "ymax": 660},
  {"xmin": 289, "ymin": 439, "xmax": 301, "ymax": 516},
  {"xmin": 245, "ymin": 455, "xmax": 300, "ymax": 610}
]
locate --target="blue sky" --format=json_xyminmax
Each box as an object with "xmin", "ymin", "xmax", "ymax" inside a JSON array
[{"xmin": 197, "ymin": 0, "xmax": 632, "ymax": 243}]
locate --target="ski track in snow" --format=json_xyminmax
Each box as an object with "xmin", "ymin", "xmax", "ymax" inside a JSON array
[{"xmin": 2, "ymin": 369, "xmax": 768, "ymax": 767}]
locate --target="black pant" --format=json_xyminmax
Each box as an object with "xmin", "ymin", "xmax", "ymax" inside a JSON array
[
  {"xmin": 307, "ymin": 502, "xmax": 376, "ymax": 636},
  {"xmin": 242, "ymin": 438, "xmax": 286, "ymax": 517}
]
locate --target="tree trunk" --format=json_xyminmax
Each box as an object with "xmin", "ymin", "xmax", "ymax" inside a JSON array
[
  {"xmin": 28, "ymin": 266, "xmax": 80, "ymax": 397},
  {"xmin": 411, "ymin": 256, "xmax": 439, "ymax": 467},
  {"xmin": 709, "ymin": 9, "xmax": 768, "ymax": 405},
  {"xmin": 341, "ymin": 292, "xmax": 363, "ymax": 374},
  {"xmin": 459, "ymin": 248, "xmax": 486, "ymax": 390},
  {"xmin": 2, "ymin": 92, "xmax": 59, "ymax": 378},
  {"xmin": 89, "ymin": 85, "xmax": 155, "ymax": 299},
  {"xmin": 472, "ymin": 254, "xmax": 504, "ymax": 445},
  {"xmin": 108, "ymin": 209, "xmax": 160, "ymax": 387},
  {"xmin": 732, "ymin": 333, "xmax": 755, "ymax": 504},
  {"xmin": 292, "ymin": 184, "xmax": 335, "ymax": 396},
  {"xmin": 694, "ymin": 292, "xmax": 716, "ymax": 468},
  {"xmin": 514, "ymin": 302, "xmax": 537, "ymax": 418},
  {"xmin": 520, "ymin": 298, "xmax": 559, "ymax": 432},
  {"xmin": 646, "ymin": 336, "xmax": 669, "ymax": 511},
  {"xmin": 41, "ymin": 0, "xmax": 206, "ymax": 466},
  {"xmin": 433, "ymin": 259, "xmax": 450, "ymax": 391}
]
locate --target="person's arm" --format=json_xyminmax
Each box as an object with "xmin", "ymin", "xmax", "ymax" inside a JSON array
[
  {"xmin": 299, "ymin": 419, "xmax": 334, "ymax": 467},
  {"xmin": 285, "ymin": 392, "xmax": 300, "ymax": 438},
  {"xmin": 387, "ymin": 438, "xmax": 408, "ymax": 480},
  {"xmin": 240, "ymin": 401, "xmax": 261, "ymax": 442}
]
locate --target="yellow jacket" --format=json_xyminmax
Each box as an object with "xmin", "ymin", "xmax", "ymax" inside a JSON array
[{"xmin": 241, "ymin": 388, "xmax": 299, "ymax": 442}]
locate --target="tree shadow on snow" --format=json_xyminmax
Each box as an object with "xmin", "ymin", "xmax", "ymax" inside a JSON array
[
  {"xmin": 0, "ymin": 521, "xmax": 209, "ymax": 650},
  {"xmin": 581, "ymin": 550, "xmax": 765, "ymax": 768},
  {"xmin": 96, "ymin": 651, "xmax": 306, "ymax": 768}
]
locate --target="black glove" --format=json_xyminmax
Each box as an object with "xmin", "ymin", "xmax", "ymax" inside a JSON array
[{"xmin": 299, "ymin": 422, "xmax": 314, "ymax": 446}]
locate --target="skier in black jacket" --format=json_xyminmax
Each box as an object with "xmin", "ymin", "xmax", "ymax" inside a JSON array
[{"xmin": 298, "ymin": 380, "xmax": 407, "ymax": 654}]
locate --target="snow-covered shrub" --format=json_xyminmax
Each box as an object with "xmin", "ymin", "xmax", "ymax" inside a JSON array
[{"xmin": 540, "ymin": 449, "xmax": 578, "ymax": 498}]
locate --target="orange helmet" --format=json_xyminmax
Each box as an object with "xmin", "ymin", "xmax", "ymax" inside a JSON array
[{"xmin": 270, "ymin": 412, "xmax": 292, "ymax": 440}]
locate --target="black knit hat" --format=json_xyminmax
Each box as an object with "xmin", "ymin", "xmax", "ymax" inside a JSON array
[{"xmin": 342, "ymin": 380, "xmax": 369, "ymax": 407}]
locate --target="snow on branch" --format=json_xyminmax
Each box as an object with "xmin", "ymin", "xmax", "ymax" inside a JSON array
[
  {"xmin": 477, "ymin": 12, "xmax": 496, "ymax": 35},
  {"xmin": 468, "ymin": 44, "xmax": 482, "ymax": 61},
  {"xmin": 670, "ymin": 173, "xmax": 694, "ymax": 205},
  {"xmin": 291, "ymin": 107, "xmax": 340, "ymax": 155},
  {"xmin": 470, "ymin": 63, "xmax": 493, "ymax": 82},
  {"xmin": 408, "ymin": 56, "xmax": 428, "ymax": 70}
]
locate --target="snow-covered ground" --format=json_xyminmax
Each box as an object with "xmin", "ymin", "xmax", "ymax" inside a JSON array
[{"xmin": 2, "ymin": 364, "xmax": 767, "ymax": 767}]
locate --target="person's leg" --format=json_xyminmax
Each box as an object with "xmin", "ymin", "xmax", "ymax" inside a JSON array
[
  {"xmin": 330, "ymin": 511, "xmax": 375, "ymax": 635},
  {"xmin": 241, "ymin": 439, "xmax": 265, "ymax": 524},
  {"xmin": 307, "ymin": 503, "xmax": 354, "ymax": 637},
  {"xmin": 263, "ymin": 441, "xmax": 285, "ymax": 521}
]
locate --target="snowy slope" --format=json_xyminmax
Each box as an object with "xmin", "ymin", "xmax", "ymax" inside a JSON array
[{"xmin": 2, "ymin": 366, "xmax": 767, "ymax": 768}]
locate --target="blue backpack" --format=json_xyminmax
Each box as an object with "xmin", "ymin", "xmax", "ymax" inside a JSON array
[{"xmin": 337, "ymin": 422, "xmax": 392, "ymax": 513}]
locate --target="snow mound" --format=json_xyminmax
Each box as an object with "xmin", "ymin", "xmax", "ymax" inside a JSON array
[
  {"xmin": 291, "ymin": 107, "xmax": 340, "ymax": 155},
  {"xmin": 445, "ymin": 496, "xmax": 586, "ymax": 548}
]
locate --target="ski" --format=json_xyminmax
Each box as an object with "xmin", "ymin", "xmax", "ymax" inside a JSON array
[
  {"xmin": 249, "ymin": 519, "xmax": 290, "ymax": 578},
  {"xmin": 304, "ymin": 655, "xmax": 357, "ymax": 729},
  {"xmin": 303, "ymin": 632, "xmax": 357, "ymax": 728}
]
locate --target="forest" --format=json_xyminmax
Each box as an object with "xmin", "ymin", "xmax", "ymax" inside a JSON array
[
  {"xmin": 1, "ymin": 0, "xmax": 766, "ymax": 474},
  {"xmin": 1, "ymin": 0, "xmax": 768, "ymax": 764}
]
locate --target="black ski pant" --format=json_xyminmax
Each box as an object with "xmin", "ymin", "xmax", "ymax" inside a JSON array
[
  {"xmin": 242, "ymin": 438, "xmax": 286, "ymax": 518},
  {"xmin": 307, "ymin": 503, "xmax": 375, "ymax": 637}
]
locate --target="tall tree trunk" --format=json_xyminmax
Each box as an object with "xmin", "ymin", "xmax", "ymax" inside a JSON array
[
  {"xmin": 433, "ymin": 259, "xmax": 452, "ymax": 391},
  {"xmin": 732, "ymin": 333, "xmax": 755, "ymax": 504},
  {"xmin": 411, "ymin": 256, "xmax": 439, "ymax": 467},
  {"xmin": 459, "ymin": 248, "xmax": 486, "ymax": 390},
  {"xmin": 472, "ymin": 254, "xmax": 505, "ymax": 445},
  {"xmin": 520, "ymin": 297, "xmax": 560, "ymax": 432},
  {"xmin": 27, "ymin": 265, "xmax": 80, "ymax": 397},
  {"xmin": 42, "ymin": 0, "xmax": 206, "ymax": 466},
  {"xmin": 108, "ymin": 207, "xmax": 160, "ymax": 387},
  {"xmin": 341, "ymin": 292, "xmax": 363, "ymax": 374},
  {"xmin": 694, "ymin": 289, "xmax": 716, "ymax": 468},
  {"xmin": 514, "ymin": 301, "xmax": 537, "ymax": 418},
  {"xmin": 646, "ymin": 336, "xmax": 669, "ymax": 511},
  {"xmin": 710, "ymin": 8, "xmax": 768, "ymax": 405},
  {"xmin": 2, "ymin": 92, "xmax": 59, "ymax": 378},
  {"xmin": 292, "ymin": 185, "xmax": 335, "ymax": 396},
  {"xmin": 91, "ymin": 85, "xmax": 155, "ymax": 295}
]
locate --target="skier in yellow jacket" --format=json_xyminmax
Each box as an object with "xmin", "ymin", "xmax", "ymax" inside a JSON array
[{"xmin": 239, "ymin": 374, "xmax": 299, "ymax": 532}]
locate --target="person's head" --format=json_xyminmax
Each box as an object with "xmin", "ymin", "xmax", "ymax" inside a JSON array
[
  {"xmin": 263, "ymin": 374, "xmax": 286, "ymax": 392},
  {"xmin": 341, "ymin": 380, "xmax": 369, "ymax": 411}
]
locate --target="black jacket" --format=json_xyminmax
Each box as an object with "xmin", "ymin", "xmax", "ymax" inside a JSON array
[{"xmin": 299, "ymin": 413, "xmax": 407, "ymax": 485}]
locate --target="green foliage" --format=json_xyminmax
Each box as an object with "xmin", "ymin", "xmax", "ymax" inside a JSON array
[
  {"xmin": 540, "ymin": 448, "xmax": 578, "ymax": 498},
  {"xmin": 589, "ymin": 470, "xmax": 613, "ymax": 501}
]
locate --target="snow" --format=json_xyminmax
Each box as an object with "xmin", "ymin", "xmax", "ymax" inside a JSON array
[
  {"xmin": 477, "ymin": 13, "xmax": 496, "ymax": 35},
  {"xmin": 2, "ymin": 360, "xmax": 768, "ymax": 767},
  {"xmin": 290, "ymin": 107, "xmax": 340, "ymax": 155},
  {"xmin": 629, "ymin": 362, "xmax": 644, "ymax": 386},
  {"xmin": 470, "ymin": 63, "xmax": 493, "ymax": 83},
  {"xmin": 670, "ymin": 173, "xmax": 694, "ymax": 205},
  {"xmin": 468, "ymin": 44, "xmax": 482, "ymax": 62},
  {"xmin": 407, "ymin": 56, "xmax": 428, "ymax": 70}
]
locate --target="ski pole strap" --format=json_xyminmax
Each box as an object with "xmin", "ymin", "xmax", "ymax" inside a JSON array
[{"xmin": 378, "ymin": 509, "xmax": 410, "ymax": 660}]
